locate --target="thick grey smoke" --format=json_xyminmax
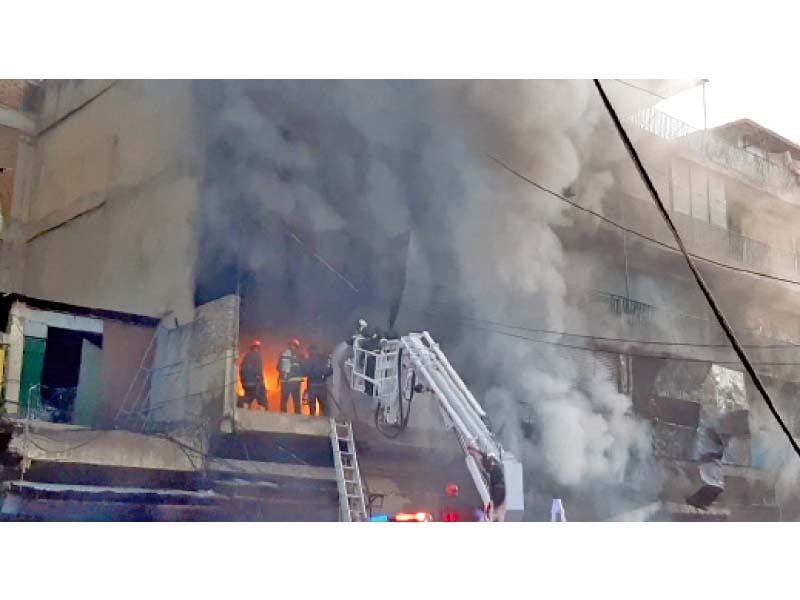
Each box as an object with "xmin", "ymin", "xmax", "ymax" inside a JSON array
[{"xmin": 192, "ymin": 80, "xmax": 657, "ymax": 519}]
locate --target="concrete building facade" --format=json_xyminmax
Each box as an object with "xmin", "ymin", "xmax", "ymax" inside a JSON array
[{"xmin": 3, "ymin": 79, "xmax": 800, "ymax": 520}]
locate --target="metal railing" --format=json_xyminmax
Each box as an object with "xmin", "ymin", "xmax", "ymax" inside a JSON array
[
  {"xmin": 629, "ymin": 107, "xmax": 800, "ymax": 195},
  {"xmin": 621, "ymin": 192, "xmax": 800, "ymax": 281}
]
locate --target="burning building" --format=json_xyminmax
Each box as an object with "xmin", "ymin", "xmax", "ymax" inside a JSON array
[{"xmin": 3, "ymin": 79, "xmax": 799, "ymax": 521}]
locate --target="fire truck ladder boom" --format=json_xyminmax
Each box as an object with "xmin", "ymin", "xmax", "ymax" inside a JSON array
[{"xmin": 348, "ymin": 330, "xmax": 524, "ymax": 520}]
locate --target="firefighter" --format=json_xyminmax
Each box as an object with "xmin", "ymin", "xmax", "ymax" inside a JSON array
[
  {"xmin": 239, "ymin": 340, "xmax": 267, "ymax": 410},
  {"xmin": 441, "ymin": 483, "xmax": 472, "ymax": 522},
  {"xmin": 278, "ymin": 338, "xmax": 305, "ymax": 414},
  {"xmin": 467, "ymin": 443, "xmax": 507, "ymax": 522},
  {"xmin": 305, "ymin": 344, "xmax": 333, "ymax": 417}
]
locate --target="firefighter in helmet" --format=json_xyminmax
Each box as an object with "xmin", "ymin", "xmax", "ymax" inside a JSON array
[
  {"xmin": 278, "ymin": 338, "xmax": 305, "ymax": 414},
  {"xmin": 305, "ymin": 344, "xmax": 334, "ymax": 417},
  {"xmin": 240, "ymin": 340, "xmax": 268, "ymax": 410}
]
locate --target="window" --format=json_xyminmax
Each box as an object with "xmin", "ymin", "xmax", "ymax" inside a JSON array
[
  {"xmin": 670, "ymin": 160, "xmax": 690, "ymax": 215},
  {"xmin": 708, "ymin": 174, "xmax": 727, "ymax": 229},
  {"xmin": 670, "ymin": 159, "xmax": 727, "ymax": 229},
  {"xmin": 690, "ymin": 167, "xmax": 709, "ymax": 222}
]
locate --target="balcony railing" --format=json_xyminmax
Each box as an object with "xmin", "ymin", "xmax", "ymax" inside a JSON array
[
  {"xmin": 621, "ymin": 193, "xmax": 800, "ymax": 282},
  {"xmin": 629, "ymin": 107, "xmax": 800, "ymax": 196}
]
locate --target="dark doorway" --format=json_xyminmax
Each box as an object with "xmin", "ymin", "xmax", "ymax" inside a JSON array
[{"xmin": 40, "ymin": 328, "xmax": 102, "ymax": 423}]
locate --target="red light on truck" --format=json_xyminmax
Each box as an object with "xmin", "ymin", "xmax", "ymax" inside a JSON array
[{"xmin": 392, "ymin": 511, "xmax": 433, "ymax": 522}]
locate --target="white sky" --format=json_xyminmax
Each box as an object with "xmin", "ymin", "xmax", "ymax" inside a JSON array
[{"xmin": 656, "ymin": 79, "xmax": 800, "ymax": 147}]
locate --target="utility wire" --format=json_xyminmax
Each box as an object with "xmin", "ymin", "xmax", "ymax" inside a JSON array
[
  {"xmin": 411, "ymin": 292, "xmax": 800, "ymax": 350},
  {"xmin": 594, "ymin": 78, "xmax": 800, "ymax": 459},
  {"xmin": 462, "ymin": 319, "xmax": 800, "ymax": 368},
  {"xmin": 411, "ymin": 298, "xmax": 800, "ymax": 366},
  {"xmin": 613, "ymin": 79, "xmax": 669, "ymax": 100},
  {"xmin": 284, "ymin": 227, "xmax": 359, "ymax": 293},
  {"xmin": 488, "ymin": 155, "xmax": 800, "ymax": 288}
]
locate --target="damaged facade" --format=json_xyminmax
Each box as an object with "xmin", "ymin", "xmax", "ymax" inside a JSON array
[
  {"xmin": 1, "ymin": 79, "xmax": 799, "ymax": 520},
  {"xmin": 570, "ymin": 106, "xmax": 800, "ymax": 520}
]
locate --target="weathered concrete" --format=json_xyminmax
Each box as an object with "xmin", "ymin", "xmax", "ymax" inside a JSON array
[
  {"xmin": 149, "ymin": 295, "xmax": 238, "ymax": 425},
  {"xmin": 99, "ymin": 319, "xmax": 155, "ymax": 426},
  {"xmin": 7, "ymin": 426, "xmax": 201, "ymax": 472},
  {"xmin": 18, "ymin": 80, "xmax": 197, "ymax": 321},
  {"xmin": 36, "ymin": 80, "xmax": 116, "ymax": 134},
  {"xmin": 233, "ymin": 408, "xmax": 331, "ymax": 437},
  {"xmin": 0, "ymin": 107, "xmax": 34, "ymax": 134},
  {"xmin": 2, "ymin": 301, "xmax": 25, "ymax": 415},
  {"xmin": 208, "ymin": 457, "xmax": 336, "ymax": 481}
]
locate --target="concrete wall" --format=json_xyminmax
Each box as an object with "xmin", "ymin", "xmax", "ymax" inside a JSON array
[
  {"xmin": 149, "ymin": 295, "xmax": 239, "ymax": 425},
  {"xmin": 17, "ymin": 80, "xmax": 197, "ymax": 321},
  {"xmin": 0, "ymin": 124, "xmax": 19, "ymax": 222},
  {"xmin": 98, "ymin": 319, "xmax": 156, "ymax": 426}
]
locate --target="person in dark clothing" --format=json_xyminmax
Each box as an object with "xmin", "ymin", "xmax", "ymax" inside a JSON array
[
  {"xmin": 239, "ymin": 340, "xmax": 267, "ymax": 409},
  {"xmin": 467, "ymin": 443, "xmax": 507, "ymax": 521},
  {"xmin": 277, "ymin": 338, "xmax": 305, "ymax": 414},
  {"xmin": 305, "ymin": 344, "xmax": 334, "ymax": 417}
]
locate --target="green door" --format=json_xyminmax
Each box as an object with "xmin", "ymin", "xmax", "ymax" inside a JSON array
[{"xmin": 19, "ymin": 336, "xmax": 46, "ymax": 416}]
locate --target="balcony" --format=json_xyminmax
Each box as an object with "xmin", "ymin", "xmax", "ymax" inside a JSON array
[
  {"xmin": 620, "ymin": 194, "xmax": 800, "ymax": 284},
  {"xmin": 628, "ymin": 107, "xmax": 800, "ymax": 200}
]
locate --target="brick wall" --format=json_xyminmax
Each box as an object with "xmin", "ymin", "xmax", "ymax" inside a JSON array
[{"xmin": 0, "ymin": 80, "xmax": 28, "ymax": 110}]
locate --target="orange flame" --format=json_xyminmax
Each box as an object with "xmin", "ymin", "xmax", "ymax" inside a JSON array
[{"xmin": 237, "ymin": 337, "xmax": 310, "ymax": 415}]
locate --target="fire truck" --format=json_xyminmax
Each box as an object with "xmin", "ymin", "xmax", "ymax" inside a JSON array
[{"xmin": 336, "ymin": 328, "xmax": 524, "ymax": 522}]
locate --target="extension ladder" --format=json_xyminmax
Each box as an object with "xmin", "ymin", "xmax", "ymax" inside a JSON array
[{"xmin": 329, "ymin": 419, "xmax": 368, "ymax": 522}]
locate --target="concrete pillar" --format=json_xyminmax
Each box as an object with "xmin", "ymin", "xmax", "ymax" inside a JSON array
[
  {"xmin": 10, "ymin": 135, "xmax": 35, "ymax": 225},
  {"xmin": 3, "ymin": 301, "xmax": 26, "ymax": 416}
]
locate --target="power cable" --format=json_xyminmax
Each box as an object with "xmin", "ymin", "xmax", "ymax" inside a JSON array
[
  {"xmin": 613, "ymin": 79, "xmax": 669, "ymax": 100},
  {"xmin": 460, "ymin": 319, "xmax": 800, "ymax": 368},
  {"xmin": 488, "ymin": 155, "xmax": 800, "ymax": 288},
  {"xmin": 594, "ymin": 78, "xmax": 800, "ymax": 459},
  {"xmin": 410, "ymin": 291, "xmax": 800, "ymax": 350}
]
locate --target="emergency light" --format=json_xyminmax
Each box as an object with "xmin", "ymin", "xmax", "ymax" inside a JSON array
[
  {"xmin": 369, "ymin": 514, "xmax": 391, "ymax": 522},
  {"xmin": 392, "ymin": 511, "xmax": 433, "ymax": 522}
]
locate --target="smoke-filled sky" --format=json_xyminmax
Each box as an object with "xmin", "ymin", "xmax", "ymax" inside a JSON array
[
  {"xmin": 188, "ymin": 80, "xmax": 663, "ymax": 519},
  {"xmin": 658, "ymin": 79, "xmax": 800, "ymax": 145}
]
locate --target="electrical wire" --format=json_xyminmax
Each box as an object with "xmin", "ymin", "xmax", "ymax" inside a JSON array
[
  {"xmin": 594, "ymin": 78, "xmax": 800, "ymax": 459},
  {"xmin": 613, "ymin": 79, "xmax": 669, "ymax": 100},
  {"xmin": 411, "ymin": 293, "xmax": 800, "ymax": 350},
  {"xmin": 396, "ymin": 290, "xmax": 800, "ymax": 365},
  {"xmin": 459, "ymin": 319, "xmax": 800, "ymax": 367},
  {"xmin": 488, "ymin": 155, "xmax": 800, "ymax": 288}
]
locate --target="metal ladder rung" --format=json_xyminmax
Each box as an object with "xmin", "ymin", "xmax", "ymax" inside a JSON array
[{"xmin": 330, "ymin": 418, "xmax": 368, "ymax": 522}]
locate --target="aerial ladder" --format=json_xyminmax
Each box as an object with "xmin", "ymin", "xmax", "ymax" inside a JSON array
[{"xmin": 345, "ymin": 329, "xmax": 524, "ymax": 521}]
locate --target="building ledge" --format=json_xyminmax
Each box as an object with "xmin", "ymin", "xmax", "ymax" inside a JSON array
[
  {"xmin": 207, "ymin": 457, "xmax": 335, "ymax": 482},
  {"xmin": 4, "ymin": 480, "xmax": 222, "ymax": 505},
  {"xmin": 232, "ymin": 408, "xmax": 331, "ymax": 437}
]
